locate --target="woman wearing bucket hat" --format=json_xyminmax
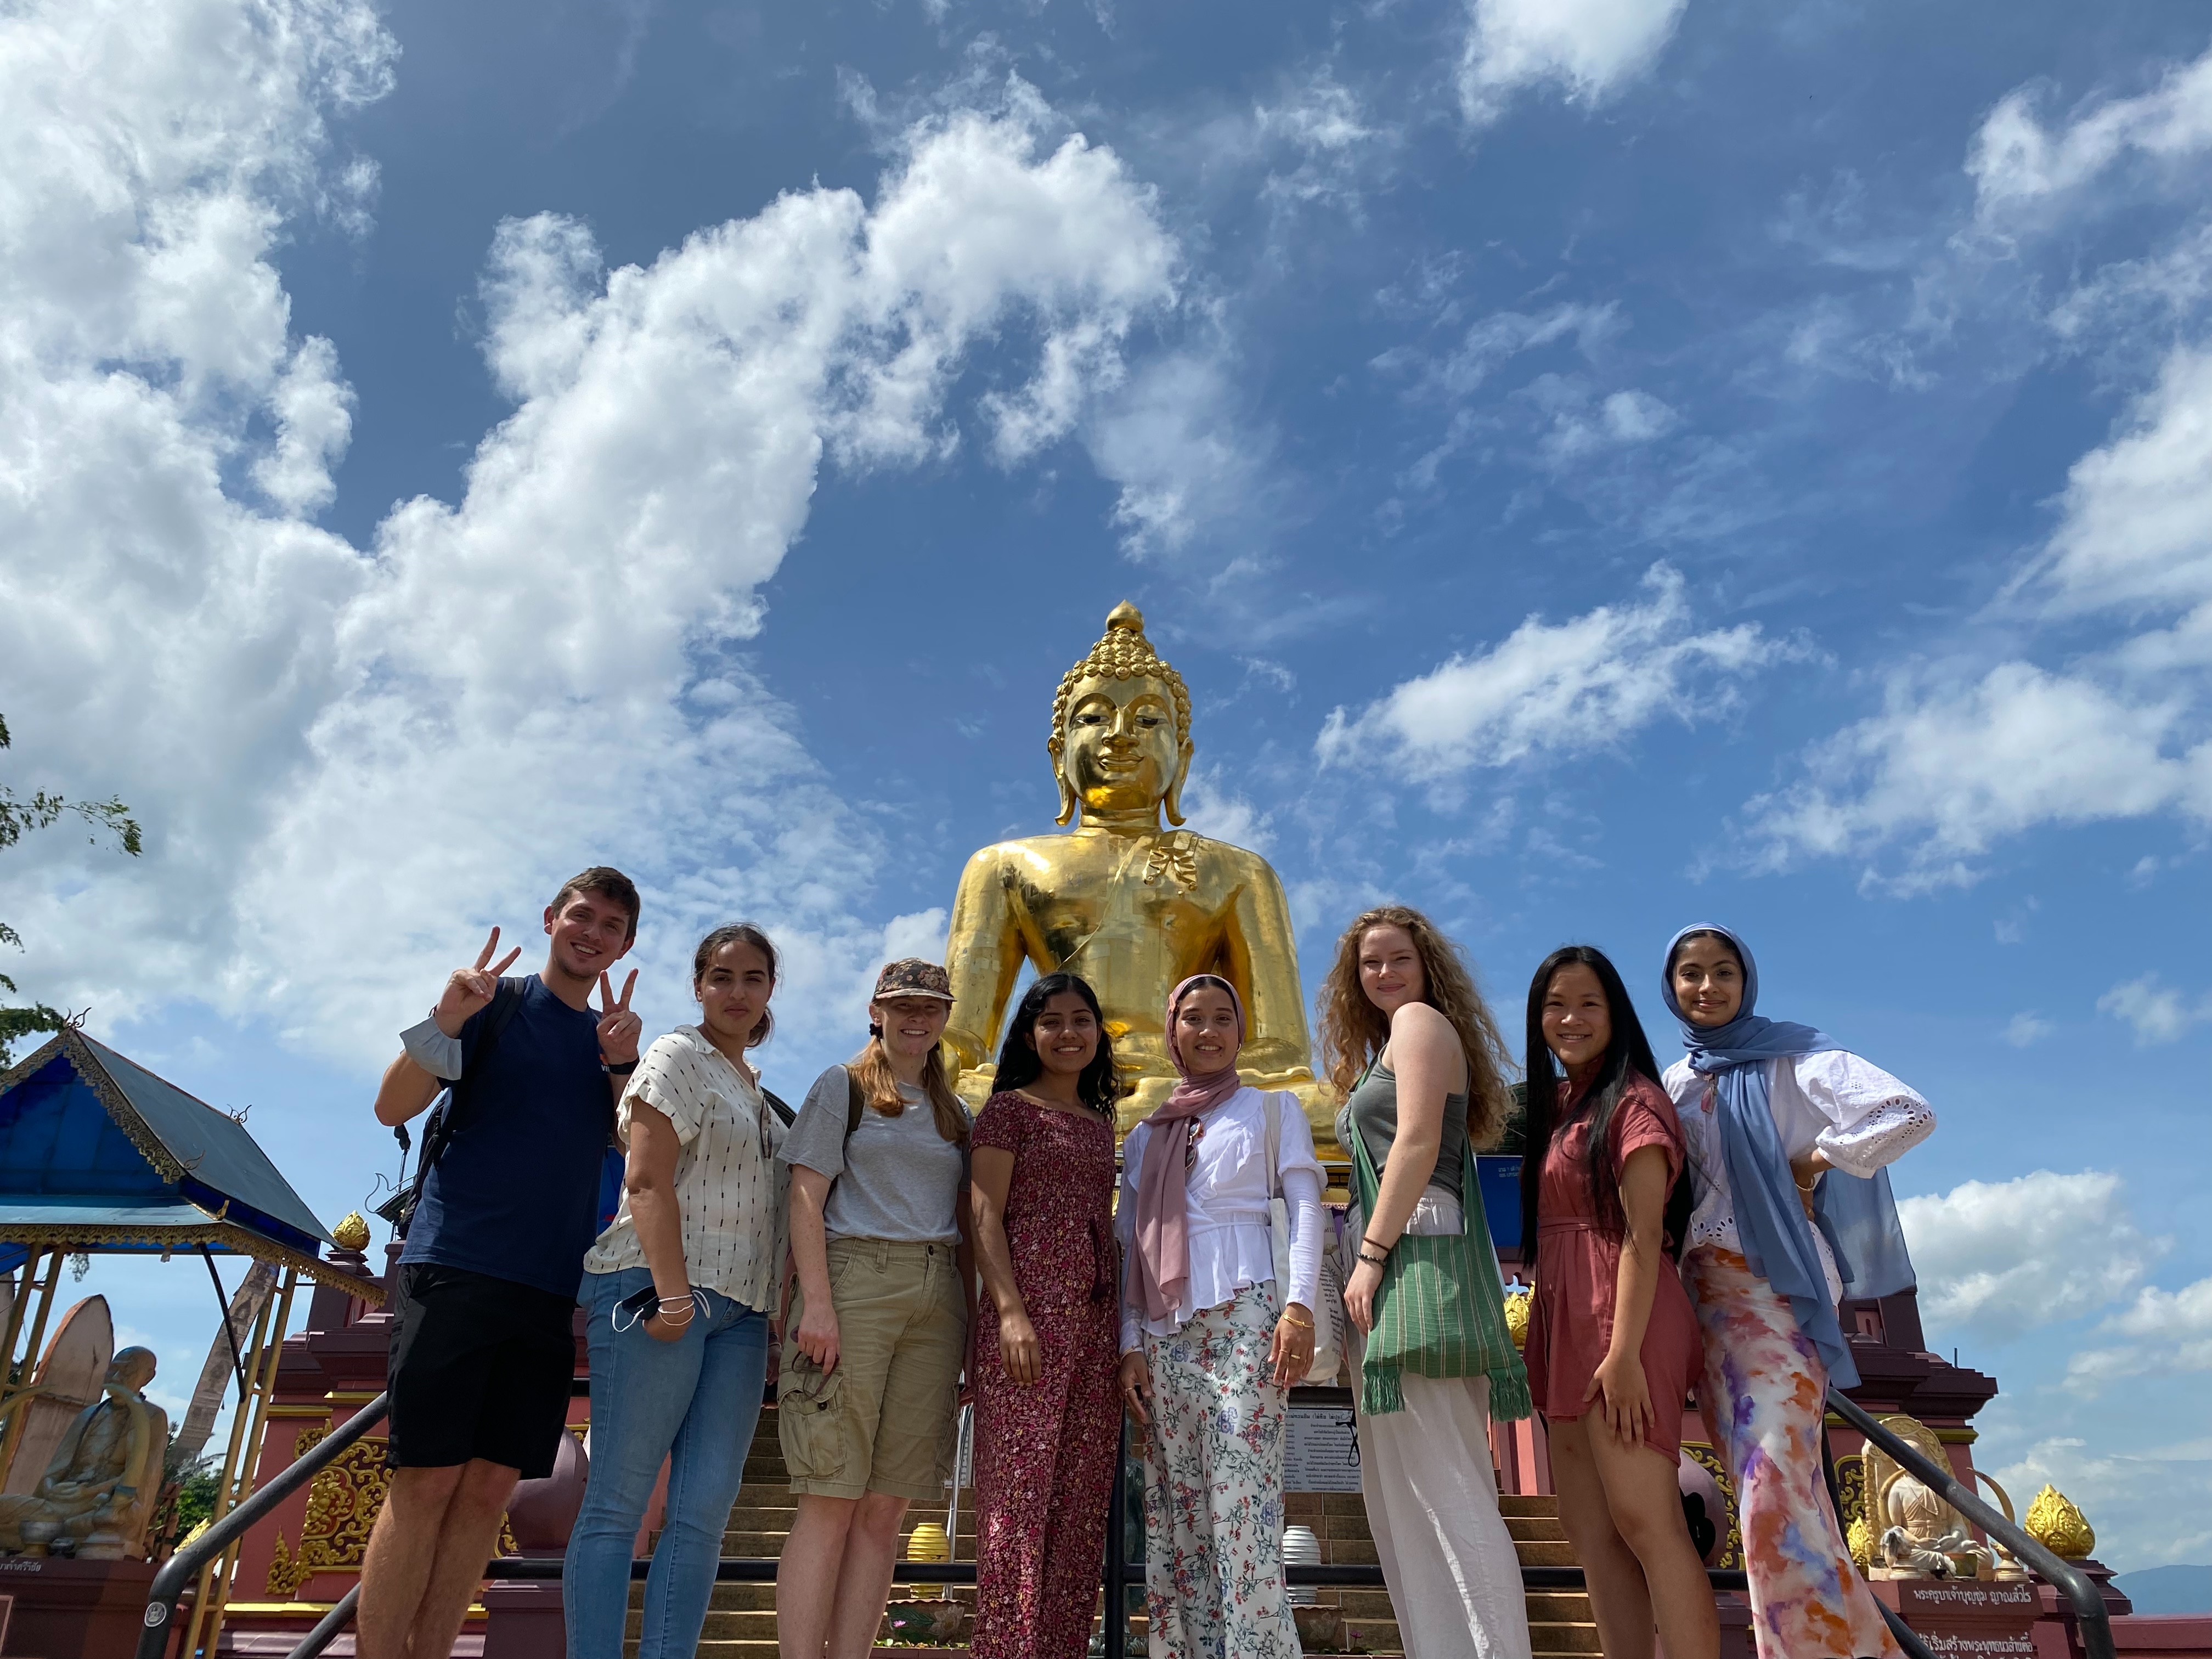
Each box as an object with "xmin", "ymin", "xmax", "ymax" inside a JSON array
[
  {"xmin": 774, "ymin": 959, "xmax": 973, "ymax": 1659},
  {"xmin": 1660, "ymin": 924, "xmax": 1934, "ymax": 1659}
]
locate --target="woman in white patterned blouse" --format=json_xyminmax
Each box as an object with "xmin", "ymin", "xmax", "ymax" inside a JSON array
[
  {"xmin": 564, "ymin": 924, "xmax": 788, "ymax": 1659},
  {"xmin": 1661, "ymin": 924, "xmax": 1934, "ymax": 1659}
]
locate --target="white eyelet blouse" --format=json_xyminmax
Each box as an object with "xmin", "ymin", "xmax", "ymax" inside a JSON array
[{"xmin": 1661, "ymin": 1050, "xmax": 1934, "ymax": 1305}]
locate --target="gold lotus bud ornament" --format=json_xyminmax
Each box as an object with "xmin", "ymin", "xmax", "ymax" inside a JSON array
[
  {"xmin": 333, "ymin": 1211, "xmax": 372, "ymax": 1252},
  {"xmin": 2024, "ymin": 1484, "xmax": 2095, "ymax": 1559},
  {"xmin": 1503, "ymin": 1285, "xmax": 1532, "ymax": 1350},
  {"xmin": 904, "ymin": 1520, "xmax": 952, "ymax": 1599}
]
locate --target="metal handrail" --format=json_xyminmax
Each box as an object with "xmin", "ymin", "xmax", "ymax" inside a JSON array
[
  {"xmin": 1828, "ymin": 1387, "xmax": 2115, "ymax": 1659},
  {"xmin": 137, "ymin": 1391, "xmax": 390, "ymax": 1659},
  {"xmin": 283, "ymin": 1585, "xmax": 359, "ymax": 1659}
]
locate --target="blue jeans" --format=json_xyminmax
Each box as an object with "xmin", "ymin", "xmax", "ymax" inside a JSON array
[{"xmin": 564, "ymin": 1267, "xmax": 769, "ymax": 1659}]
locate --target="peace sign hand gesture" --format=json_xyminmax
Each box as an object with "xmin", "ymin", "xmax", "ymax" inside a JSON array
[
  {"xmin": 597, "ymin": 970, "xmax": 642, "ymax": 1066},
  {"xmin": 435, "ymin": 929, "xmax": 522, "ymax": 1036}
]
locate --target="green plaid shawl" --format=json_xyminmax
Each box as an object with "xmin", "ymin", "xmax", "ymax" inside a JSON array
[{"xmin": 1348, "ymin": 1094, "xmax": 1531, "ymax": 1421}]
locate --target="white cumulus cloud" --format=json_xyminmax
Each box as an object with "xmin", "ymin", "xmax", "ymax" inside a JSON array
[
  {"xmin": 1316, "ymin": 564, "xmax": 1788, "ymax": 783},
  {"xmin": 1970, "ymin": 45, "xmax": 2212, "ymax": 222},
  {"xmin": 2097, "ymin": 975, "xmax": 2212, "ymax": 1045},
  {"xmin": 1457, "ymin": 0, "xmax": 1687, "ymax": 128},
  {"xmin": 1753, "ymin": 41, "xmax": 2212, "ymax": 887},
  {"xmin": 1899, "ymin": 1171, "xmax": 2158, "ymax": 1345},
  {"xmin": 2066, "ymin": 1276, "xmax": 2212, "ymax": 1395},
  {"xmin": 1747, "ymin": 662, "xmax": 2211, "ymax": 889},
  {"xmin": 0, "ymin": 0, "xmax": 1181, "ymax": 1071},
  {"xmin": 2030, "ymin": 344, "xmax": 2212, "ymax": 620}
]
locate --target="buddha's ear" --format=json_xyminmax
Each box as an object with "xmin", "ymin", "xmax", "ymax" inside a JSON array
[
  {"xmin": 1052, "ymin": 736, "xmax": 1077, "ymax": 826},
  {"xmin": 1163, "ymin": 739, "xmax": 1194, "ymax": 827}
]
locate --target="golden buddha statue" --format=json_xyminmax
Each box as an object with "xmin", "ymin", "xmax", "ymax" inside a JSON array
[{"xmin": 944, "ymin": 602, "xmax": 1331, "ymax": 1137}]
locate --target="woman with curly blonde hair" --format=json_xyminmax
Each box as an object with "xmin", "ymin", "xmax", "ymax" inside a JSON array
[{"xmin": 1318, "ymin": 905, "xmax": 1532, "ymax": 1659}]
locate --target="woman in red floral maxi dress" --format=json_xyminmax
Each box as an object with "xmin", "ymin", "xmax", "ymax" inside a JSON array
[{"xmin": 969, "ymin": 973, "xmax": 1122, "ymax": 1659}]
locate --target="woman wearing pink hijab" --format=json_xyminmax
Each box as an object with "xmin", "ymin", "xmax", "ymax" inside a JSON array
[{"xmin": 1116, "ymin": 974, "xmax": 1325, "ymax": 1659}]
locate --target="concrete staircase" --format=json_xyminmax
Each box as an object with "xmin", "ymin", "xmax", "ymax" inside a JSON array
[
  {"xmin": 625, "ymin": 1407, "xmax": 1601, "ymax": 1657},
  {"xmin": 1288, "ymin": 1489, "xmax": 1600, "ymax": 1657}
]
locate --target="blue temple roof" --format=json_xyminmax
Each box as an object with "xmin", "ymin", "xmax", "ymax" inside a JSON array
[{"xmin": 0, "ymin": 1029, "xmax": 376, "ymax": 1298}]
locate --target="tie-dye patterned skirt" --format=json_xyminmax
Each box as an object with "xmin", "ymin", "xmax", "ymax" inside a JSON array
[{"xmin": 1681, "ymin": 1247, "xmax": 1901, "ymax": 1659}]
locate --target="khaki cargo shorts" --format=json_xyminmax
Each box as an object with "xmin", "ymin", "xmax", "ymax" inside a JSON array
[{"xmin": 778, "ymin": 1237, "xmax": 968, "ymax": 1502}]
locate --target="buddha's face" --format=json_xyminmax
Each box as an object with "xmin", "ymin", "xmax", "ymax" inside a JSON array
[
  {"xmin": 106, "ymin": 1348, "xmax": 155, "ymax": 1392},
  {"xmin": 1060, "ymin": 673, "xmax": 1187, "ymax": 816}
]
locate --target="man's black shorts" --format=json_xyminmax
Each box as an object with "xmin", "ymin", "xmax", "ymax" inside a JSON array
[{"xmin": 386, "ymin": 1262, "xmax": 577, "ymax": 1479}]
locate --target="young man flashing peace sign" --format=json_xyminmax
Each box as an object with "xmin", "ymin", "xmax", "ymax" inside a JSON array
[{"xmin": 357, "ymin": 867, "xmax": 645, "ymax": 1659}]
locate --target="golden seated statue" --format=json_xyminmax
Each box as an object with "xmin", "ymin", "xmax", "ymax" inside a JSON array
[
  {"xmin": 944, "ymin": 603, "xmax": 1334, "ymax": 1140},
  {"xmin": 0, "ymin": 1347, "xmax": 167, "ymax": 1560}
]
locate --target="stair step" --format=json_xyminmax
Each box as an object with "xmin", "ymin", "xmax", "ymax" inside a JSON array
[
  {"xmin": 1507, "ymin": 1516, "xmax": 1569, "ymax": 1542},
  {"xmin": 625, "ymin": 1610, "xmax": 778, "ymax": 1640},
  {"xmin": 1514, "ymin": 1540, "xmax": 1581, "ymax": 1567},
  {"xmin": 1525, "ymin": 1592, "xmax": 1595, "ymax": 1620},
  {"xmin": 720, "ymin": 1531, "xmax": 793, "ymax": 1556},
  {"xmin": 1499, "ymin": 1494, "xmax": 1560, "ymax": 1516},
  {"xmin": 1531, "ymin": 1622, "xmax": 1604, "ymax": 1655}
]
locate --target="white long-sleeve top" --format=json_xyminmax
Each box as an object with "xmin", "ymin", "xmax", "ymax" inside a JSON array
[
  {"xmin": 1118, "ymin": 1087, "xmax": 1324, "ymax": 1355},
  {"xmin": 1662, "ymin": 1050, "xmax": 1935, "ymax": 1304}
]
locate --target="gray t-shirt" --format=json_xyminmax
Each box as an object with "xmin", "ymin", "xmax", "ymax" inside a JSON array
[
  {"xmin": 778, "ymin": 1064, "xmax": 970, "ymax": 1244},
  {"xmin": 1334, "ymin": 1059, "xmax": 1467, "ymax": 1202}
]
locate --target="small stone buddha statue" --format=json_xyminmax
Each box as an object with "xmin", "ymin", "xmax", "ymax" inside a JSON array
[
  {"xmin": 0, "ymin": 1347, "xmax": 167, "ymax": 1559},
  {"xmin": 944, "ymin": 603, "xmax": 1331, "ymax": 1136}
]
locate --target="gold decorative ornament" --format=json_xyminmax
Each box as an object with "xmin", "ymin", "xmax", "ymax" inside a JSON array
[
  {"xmin": 945, "ymin": 603, "xmax": 1330, "ymax": 1137},
  {"xmin": 904, "ymin": 1520, "xmax": 952, "ymax": 1601},
  {"xmin": 1502, "ymin": 1286, "xmax": 1531, "ymax": 1350},
  {"xmin": 1847, "ymin": 1514, "xmax": 1872, "ymax": 1569},
  {"xmin": 1834, "ymin": 1451, "xmax": 1867, "ymax": 1553},
  {"xmin": 267, "ymin": 1434, "xmax": 518, "ymax": 1596},
  {"xmin": 265, "ymin": 1435, "xmax": 394, "ymax": 1595},
  {"xmin": 332, "ymin": 1212, "xmax": 371, "ymax": 1252},
  {"xmin": 2024, "ymin": 1483, "xmax": 2095, "ymax": 1559}
]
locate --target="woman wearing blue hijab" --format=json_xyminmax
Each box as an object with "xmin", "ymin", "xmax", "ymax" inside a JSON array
[{"xmin": 1660, "ymin": 926, "xmax": 1933, "ymax": 1659}]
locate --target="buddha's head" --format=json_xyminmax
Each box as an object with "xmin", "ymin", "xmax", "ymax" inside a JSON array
[
  {"xmin": 1050, "ymin": 603, "xmax": 1194, "ymax": 827},
  {"xmin": 106, "ymin": 1348, "xmax": 155, "ymax": 1393}
]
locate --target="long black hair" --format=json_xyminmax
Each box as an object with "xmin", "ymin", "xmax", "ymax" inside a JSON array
[
  {"xmin": 1519, "ymin": 945, "xmax": 1692, "ymax": 1261},
  {"xmin": 993, "ymin": 972, "xmax": 1119, "ymax": 1114}
]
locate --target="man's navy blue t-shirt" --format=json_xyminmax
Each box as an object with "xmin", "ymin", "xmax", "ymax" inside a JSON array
[{"xmin": 400, "ymin": 975, "xmax": 610, "ymax": 1300}]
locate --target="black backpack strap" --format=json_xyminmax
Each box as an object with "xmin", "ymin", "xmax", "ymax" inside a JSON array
[
  {"xmin": 845, "ymin": 1065, "xmax": 865, "ymax": 1140},
  {"xmin": 422, "ymin": 978, "xmax": 526, "ymax": 1173}
]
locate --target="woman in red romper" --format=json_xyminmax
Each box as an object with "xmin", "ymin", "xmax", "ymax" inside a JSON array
[
  {"xmin": 1520, "ymin": 945, "xmax": 1717, "ymax": 1659},
  {"xmin": 969, "ymin": 972, "xmax": 1122, "ymax": 1659}
]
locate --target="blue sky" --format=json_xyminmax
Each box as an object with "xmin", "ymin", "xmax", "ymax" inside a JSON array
[{"xmin": 7, "ymin": 0, "xmax": 2212, "ymax": 1573}]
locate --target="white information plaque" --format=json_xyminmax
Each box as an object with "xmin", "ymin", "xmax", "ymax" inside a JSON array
[{"xmin": 1283, "ymin": 1401, "xmax": 1362, "ymax": 1493}]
